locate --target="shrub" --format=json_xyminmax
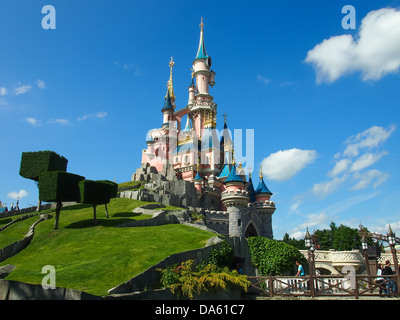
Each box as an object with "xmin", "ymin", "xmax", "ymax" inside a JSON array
[
  {"xmin": 100, "ymin": 180, "xmax": 118, "ymax": 198},
  {"xmin": 204, "ymin": 240, "xmax": 234, "ymax": 269},
  {"xmin": 79, "ymin": 180, "xmax": 115, "ymax": 224},
  {"xmin": 19, "ymin": 151, "xmax": 68, "ymax": 181},
  {"xmin": 39, "ymin": 171, "xmax": 85, "ymax": 203},
  {"xmin": 39, "ymin": 171, "xmax": 85, "ymax": 230},
  {"xmin": 158, "ymin": 260, "xmax": 250, "ymax": 300},
  {"xmin": 248, "ymin": 237, "xmax": 305, "ymax": 276},
  {"xmin": 79, "ymin": 180, "xmax": 112, "ymax": 205}
]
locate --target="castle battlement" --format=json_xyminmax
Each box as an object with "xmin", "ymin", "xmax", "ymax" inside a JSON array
[
  {"xmin": 249, "ymin": 200, "xmax": 276, "ymax": 208},
  {"xmin": 221, "ymin": 189, "xmax": 249, "ymax": 197}
]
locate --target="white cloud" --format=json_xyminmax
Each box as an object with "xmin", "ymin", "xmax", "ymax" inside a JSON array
[
  {"xmin": 312, "ymin": 175, "xmax": 348, "ymax": 197},
  {"xmin": 96, "ymin": 111, "xmax": 108, "ymax": 118},
  {"xmin": 257, "ymin": 75, "xmax": 271, "ymax": 85},
  {"xmin": 0, "ymin": 87, "xmax": 8, "ymax": 96},
  {"xmin": 14, "ymin": 84, "xmax": 32, "ymax": 95},
  {"xmin": 25, "ymin": 117, "xmax": 41, "ymax": 127},
  {"xmin": 48, "ymin": 118, "xmax": 71, "ymax": 126},
  {"xmin": 315, "ymin": 124, "xmax": 394, "ymax": 196},
  {"xmin": 305, "ymin": 8, "xmax": 400, "ymax": 83},
  {"xmin": 328, "ymin": 158, "xmax": 351, "ymax": 177},
  {"xmin": 36, "ymin": 79, "xmax": 46, "ymax": 89},
  {"xmin": 342, "ymin": 124, "xmax": 396, "ymax": 157},
  {"xmin": 7, "ymin": 189, "xmax": 29, "ymax": 200},
  {"xmin": 261, "ymin": 148, "xmax": 317, "ymax": 181},
  {"xmin": 289, "ymin": 213, "xmax": 331, "ymax": 239},
  {"xmin": 351, "ymin": 169, "xmax": 390, "ymax": 190},
  {"xmin": 350, "ymin": 152, "xmax": 388, "ymax": 172},
  {"xmin": 78, "ymin": 111, "xmax": 108, "ymax": 121}
]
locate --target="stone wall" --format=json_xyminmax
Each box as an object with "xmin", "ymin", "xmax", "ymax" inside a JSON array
[
  {"xmin": 0, "ymin": 203, "xmax": 52, "ymax": 219},
  {"xmin": 0, "ymin": 214, "xmax": 50, "ymax": 263},
  {"xmin": 108, "ymin": 237, "xmax": 225, "ymax": 294},
  {"xmin": 0, "ymin": 279, "xmax": 100, "ymax": 300}
]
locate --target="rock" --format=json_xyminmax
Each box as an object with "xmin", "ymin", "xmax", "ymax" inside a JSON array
[{"xmin": 0, "ymin": 264, "xmax": 15, "ymax": 279}]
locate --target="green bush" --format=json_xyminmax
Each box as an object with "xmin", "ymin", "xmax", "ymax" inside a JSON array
[
  {"xmin": 39, "ymin": 171, "xmax": 85, "ymax": 202},
  {"xmin": 158, "ymin": 260, "xmax": 250, "ymax": 300},
  {"xmin": 248, "ymin": 237, "xmax": 305, "ymax": 276},
  {"xmin": 19, "ymin": 151, "xmax": 68, "ymax": 181},
  {"xmin": 204, "ymin": 241, "xmax": 234, "ymax": 269},
  {"xmin": 79, "ymin": 180, "xmax": 112, "ymax": 205},
  {"xmin": 100, "ymin": 180, "xmax": 118, "ymax": 198}
]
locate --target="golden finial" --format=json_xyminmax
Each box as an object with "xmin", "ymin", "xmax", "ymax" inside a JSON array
[
  {"xmin": 200, "ymin": 17, "xmax": 204, "ymax": 31},
  {"xmin": 259, "ymin": 168, "xmax": 263, "ymax": 179},
  {"xmin": 165, "ymin": 57, "xmax": 175, "ymax": 102},
  {"xmin": 223, "ymin": 112, "xmax": 227, "ymax": 124}
]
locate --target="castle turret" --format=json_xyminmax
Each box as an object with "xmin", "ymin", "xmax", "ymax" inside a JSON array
[
  {"xmin": 255, "ymin": 169, "xmax": 273, "ymax": 202},
  {"xmin": 253, "ymin": 169, "xmax": 276, "ymax": 238},
  {"xmin": 221, "ymin": 163, "xmax": 249, "ymax": 237},
  {"xmin": 189, "ymin": 18, "xmax": 217, "ymax": 140}
]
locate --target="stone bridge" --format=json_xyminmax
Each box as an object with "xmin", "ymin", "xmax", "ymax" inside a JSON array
[{"xmin": 300, "ymin": 249, "xmax": 395, "ymax": 275}]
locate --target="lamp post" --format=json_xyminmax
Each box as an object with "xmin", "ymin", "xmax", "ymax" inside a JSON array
[
  {"xmin": 387, "ymin": 225, "xmax": 400, "ymax": 294},
  {"xmin": 361, "ymin": 235, "xmax": 372, "ymax": 291},
  {"xmin": 305, "ymin": 229, "xmax": 314, "ymax": 275},
  {"xmin": 305, "ymin": 228, "xmax": 317, "ymax": 297}
]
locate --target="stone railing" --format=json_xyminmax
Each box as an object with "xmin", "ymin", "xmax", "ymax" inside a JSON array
[{"xmin": 300, "ymin": 250, "xmax": 365, "ymax": 274}]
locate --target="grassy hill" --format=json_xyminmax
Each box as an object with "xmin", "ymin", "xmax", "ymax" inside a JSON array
[{"xmin": 0, "ymin": 197, "xmax": 216, "ymax": 296}]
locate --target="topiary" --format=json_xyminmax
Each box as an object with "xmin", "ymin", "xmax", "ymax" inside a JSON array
[{"xmin": 248, "ymin": 237, "xmax": 306, "ymax": 276}]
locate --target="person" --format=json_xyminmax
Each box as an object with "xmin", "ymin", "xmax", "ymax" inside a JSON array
[
  {"xmin": 382, "ymin": 260, "xmax": 397, "ymax": 294},
  {"xmin": 235, "ymin": 262, "xmax": 243, "ymax": 274},
  {"xmin": 375, "ymin": 263, "xmax": 384, "ymax": 294},
  {"xmin": 295, "ymin": 260, "xmax": 305, "ymax": 276}
]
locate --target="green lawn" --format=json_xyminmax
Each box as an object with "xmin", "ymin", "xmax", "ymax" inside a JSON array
[{"xmin": 0, "ymin": 198, "xmax": 215, "ymax": 296}]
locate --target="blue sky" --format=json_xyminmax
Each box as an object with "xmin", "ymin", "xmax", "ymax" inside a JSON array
[{"xmin": 1, "ymin": 0, "xmax": 399, "ymax": 240}]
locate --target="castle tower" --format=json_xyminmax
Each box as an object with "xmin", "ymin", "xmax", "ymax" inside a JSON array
[
  {"xmin": 221, "ymin": 163, "xmax": 249, "ymax": 237},
  {"xmin": 193, "ymin": 161, "xmax": 203, "ymax": 199},
  {"xmin": 188, "ymin": 18, "xmax": 217, "ymax": 140},
  {"xmin": 254, "ymin": 169, "xmax": 276, "ymax": 238}
]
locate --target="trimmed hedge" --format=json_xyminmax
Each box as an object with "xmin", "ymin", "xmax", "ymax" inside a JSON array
[
  {"xmin": 248, "ymin": 237, "xmax": 305, "ymax": 276},
  {"xmin": 101, "ymin": 180, "xmax": 118, "ymax": 198},
  {"xmin": 78, "ymin": 180, "xmax": 112, "ymax": 205},
  {"xmin": 39, "ymin": 171, "xmax": 85, "ymax": 202},
  {"xmin": 19, "ymin": 151, "xmax": 68, "ymax": 181}
]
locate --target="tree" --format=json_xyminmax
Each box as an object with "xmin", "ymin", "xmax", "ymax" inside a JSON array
[
  {"xmin": 78, "ymin": 180, "xmax": 114, "ymax": 224},
  {"xmin": 282, "ymin": 233, "xmax": 306, "ymax": 250},
  {"xmin": 39, "ymin": 171, "xmax": 85, "ymax": 229},
  {"xmin": 99, "ymin": 180, "xmax": 118, "ymax": 218},
  {"xmin": 19, "ymin": 151, "xmax": 68, "ymax": 212}
]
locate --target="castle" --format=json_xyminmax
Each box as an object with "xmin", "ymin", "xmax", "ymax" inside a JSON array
[{"xmin": 131, "ymin": 19, "xmax": 276, "ymax": 238}]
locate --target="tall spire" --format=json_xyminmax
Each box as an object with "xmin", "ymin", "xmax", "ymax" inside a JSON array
[
  {"xmin": 195, "ymin": 17, "xmax": 208, "ymax": 60},
  {"xmin": 165, "ymin": 57, "xmax": 176, "ymax": 105}
]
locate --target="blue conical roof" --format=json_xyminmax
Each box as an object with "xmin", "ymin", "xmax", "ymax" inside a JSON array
[
  {"xmin": 194, "ymin": 171, "xmax": 202, "ymax": 181},
  {"xmin": 182, "ymin": 115, "xmax": 192, "ymax": 132},
  {"xmin": 247, "ymin": 176, "xmax": 257, "ymax": 202},
  {"xmin": 161, "ymin": 91, "xmax": 174, "ymax": 112},
  {"xmin": 256, "ymin": 178, "xmax": 272, "ymax": 195},
  {"xmin": 225, "ymin": 164, "xmax": 245, "ymax": 184},
  {"xmin": 195, "ymin": 20, "xmax": 208, "ymax": 60}
]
